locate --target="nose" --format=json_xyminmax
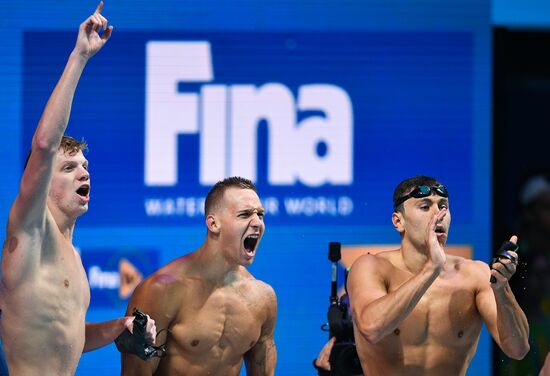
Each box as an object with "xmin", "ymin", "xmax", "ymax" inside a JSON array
[
  {"xmin": 434, "ymin": 206, "xmax": 447, "ymax": 220},
  {"xmin": 249, "ymin": 212, "xmax": 263, "ymax": 229},
  {"xmin": 78, "ymin": 167, "xmax": 89, "ymax": 182}
]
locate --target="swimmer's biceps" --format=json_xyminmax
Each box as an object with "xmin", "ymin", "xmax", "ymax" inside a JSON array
[
  {"xmin": 245, "ymin": 332, "xmax": 276, "ymax": 376},
  {"xmin": 257, "ymin": 284, "xmax": 278, "ymax": 345},
  {"xmin": 245, "ymin": 330, "xmax": 276, "ymax": 376},
  {"xmin": 15, "ymin": 148, "xmax": 55, "ymax": 229},
  {"xmin": 121, "ymin": 279, "xmax": 167, "ymax": 374},
  {"xmin": 127, "ymin": 276, "xmax": 173, "ymax": 329},
  {"xmin": 348, "ymin": 255, "xmax": 388, "ymax": 310},
  {"xmin": 245, "ymin": 285, "xmax": 277, "ymax": 376},
  {"xmin": 4, "ymin": 181, "xmax": 56, "ymax": 278},
  {"xmin": 0, "ymin": 228, "xmax": 41, "ymax": 288}
]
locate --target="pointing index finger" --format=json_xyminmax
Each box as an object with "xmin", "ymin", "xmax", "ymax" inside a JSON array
[{"xmin": 95, "ymin": 1, "xmax": 104, "ymax": 15}]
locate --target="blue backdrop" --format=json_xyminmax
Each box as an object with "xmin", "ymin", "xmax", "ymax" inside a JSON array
[{"xmin": 1, "ymin": 1, "xmax": 491, "ymax": 375}]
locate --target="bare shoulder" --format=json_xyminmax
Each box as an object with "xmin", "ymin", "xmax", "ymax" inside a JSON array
[
  {"xmin": 7, "ymin": 187, "xmax": 51, "ymax": 234},
  {"xmin": 130, "ymin": 255, "xmax": 191, "ymax": 313},
  {"xmin": 349, "ymin": 250, "xmax": 398, "ymax": 276},
  {"xmin": 238, "ymin": 269, "xmax": 277, "ymax": 322},
  {"xmin": 241, "ymin": 269, "xmax": 277, "ymax": 304},
  {"xmin": 445, "ymin": 254, "xmax": 490, "ymax": 282},
  {"xmin": 347, "ymin": 251, "xmax": 399, "ymax": 299},
  {"xmin": 447, "ymin": 255, "xmax": 489, "ymax": 272}
]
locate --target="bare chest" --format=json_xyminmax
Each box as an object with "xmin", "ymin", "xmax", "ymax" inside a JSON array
[
  {"xmin": 38, "ymin": 256, "xmax": 90, "ymax": 308},
  {"xmin": 170, "ymin": 288, "xmax": 263, "ymax": 358},
  {"xmin": 0, "ymin": 231, "xmax": 90, "ymax": 370},
  {"xmin": 389, "ymin": 276, "xmax": 482, "ymax": 347},
  {"xmin": 2, "ymin": 228, "xmax": 90, "ymax": 313}
]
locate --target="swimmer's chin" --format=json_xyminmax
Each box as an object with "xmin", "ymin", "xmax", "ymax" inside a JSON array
[{"xmin": 437, "ymin": 233, "xmax": 448, "ymax": 245}]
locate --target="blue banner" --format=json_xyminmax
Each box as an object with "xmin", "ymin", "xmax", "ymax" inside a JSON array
[
  {"xmin": 23, "ymin": 32, "xmax": 474, "ymax": 227},
  {"xmin": 80, "ymin": 248, "xmax": 159, "ymax": 309}
]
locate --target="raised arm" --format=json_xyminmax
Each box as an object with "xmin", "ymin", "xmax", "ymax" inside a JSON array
[
  {"xmin": 13, "ymin": 2, "xmax": 112, "ymax": 230},
  {"xmin": 476, "ymin": 236, "xmax": 530, "ymax": 359},
  {"xmin": 244, "ymin": 285, "xmax": 277, "ymax": 376},
  {"xmin": 121, "ymin": 275, "xmax": 176, "ymax": 376}
]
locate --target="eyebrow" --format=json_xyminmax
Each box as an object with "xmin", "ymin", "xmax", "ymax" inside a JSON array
[
  {"xmin": 416, "ymin": 198, "xmax": 432, "ymax": 205},
  {"xmin": 59, "ymin": 159, "xmax": 89, "ymax": 170},
  {"xmin": 237, "ymin": 208, "xmax": 265, "ymax": 215},
  {"xmin": 416, "ymin": 197, "xmax": 448, "ymax": 205}
]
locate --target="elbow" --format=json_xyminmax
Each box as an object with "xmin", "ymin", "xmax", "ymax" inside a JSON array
[
  {"xmin": 503, "ymin": 341, "xmax": 530, "ymax": 360},
  {"xmin": 356, "ymin": 320, "xmax": 384, "ymax": 344},
  {"xmin": 32, "ymin": 131, "xmax": 59, "ymax": 153},
  {"xmin": 514, "ymin": 343, "xmax": 530, "ymax": 360}
]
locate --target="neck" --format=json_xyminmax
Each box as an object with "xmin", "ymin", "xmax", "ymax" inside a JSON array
[
  {"xmin": 400, "ymin": 239, "xmax": 430, "ymax": 274},
  {"xmin": 193, "ymin": 238, "xmax": 241, "ymax": 285},
  {"xmin": 48, "ymin": 204, "xmax": 77, "ymax": 241}
]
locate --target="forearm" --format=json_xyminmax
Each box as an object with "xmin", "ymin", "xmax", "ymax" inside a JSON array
[
  {"xmin": 493, "ymin": 283, "xmax": 530, "ymax": 359},
  {"xmin": 356, "ymin": 264, "xmax": 440, "ymax": 343},
  {"xmin": 33, "ymin": 50, "xmax": 89, "ymax": 149},
  {"xmin": 84, "ymin": 318, "xmax": 128, "ymax": 352}
]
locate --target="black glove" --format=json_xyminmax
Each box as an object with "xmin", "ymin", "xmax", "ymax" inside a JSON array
[
  {"xmin": 115, "ymin": 308, "xmax": 166, "ymax": 360},
  {"xmin": 490, "ymin": 241, "xmax": 519, "ymax": 283}
]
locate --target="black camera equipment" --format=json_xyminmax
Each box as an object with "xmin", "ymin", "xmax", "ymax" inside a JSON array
[
  {"xmin": 115, "ymin": 308, "xmax": 166, "ymax": 360},
  {"xmin": 326, "ymin": 242, "xmax": 363, "ymax": 376}
]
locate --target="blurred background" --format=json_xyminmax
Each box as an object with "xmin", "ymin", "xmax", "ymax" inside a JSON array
[{"xmin": 0, "ymin": 0, "xmax": 549, "ymax": 374}]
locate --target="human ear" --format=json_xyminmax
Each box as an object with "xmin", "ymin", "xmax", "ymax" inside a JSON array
[
  {"xmin": 206, "ymin": 214, "xmax": 220, "ymax": 234},
  {"xmin": 392, "ymin": 211, "xmax": 405, "ymax": 233}
]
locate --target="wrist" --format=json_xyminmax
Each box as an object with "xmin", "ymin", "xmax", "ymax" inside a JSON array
[
  {"xmin": 423, "ymin": 261, "xmax": 443, "ymax": 276},
  {"xmin": 491, "ymin": 280, "xmax": 511, "ymax": 295},
  {"xmin": 312, "ymin": 359, "xmax": 331, "ymax": 376},
  {"xmin": 69, "ymin": 49, "xmax": 91, "ymax": 65},
  {"xmin": 119, "ymin": 316, "xmax": 132, "ymax": 333}
]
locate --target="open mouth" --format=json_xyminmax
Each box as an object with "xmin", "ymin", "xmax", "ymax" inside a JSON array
[
  {"xmin": 243, "ymin": 234, "xmax": 259, "ymax": 255},
  {"xmin": 76, "ymin": 185, "xmax": 90, "ymax": 198},
  {"xmin": 435, "ymin": 227, "xmax": 447, "ymax": 244}
]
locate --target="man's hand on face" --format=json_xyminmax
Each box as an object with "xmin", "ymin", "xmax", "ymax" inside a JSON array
[{"xmin": 426, "ymin": 209, "xmax": 448, "ymax": 270}]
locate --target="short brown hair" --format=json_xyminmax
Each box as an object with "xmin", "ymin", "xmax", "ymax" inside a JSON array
[
  {"xmin": 204, "ymin": 176, "xmax": 257, "ymax": 217},
  {"xmin": 24, "ymin": 135, "xmax": 88, "ymax": 170},
  {"xmin": 58, "ymin": 135, "xmax": 88, "ymax": 156},
  {"xmin": 393, "ymin": 175, "xmax": 442, "ymax": 213}
]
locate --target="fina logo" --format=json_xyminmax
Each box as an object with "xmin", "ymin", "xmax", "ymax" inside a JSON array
[
  {"xmin": 88, "ymin": 259, "xmax": 143, "ymax": 300},
  {"xmin": 144, "ymin": 41, "xmax": 354, "ymax": 187}
]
